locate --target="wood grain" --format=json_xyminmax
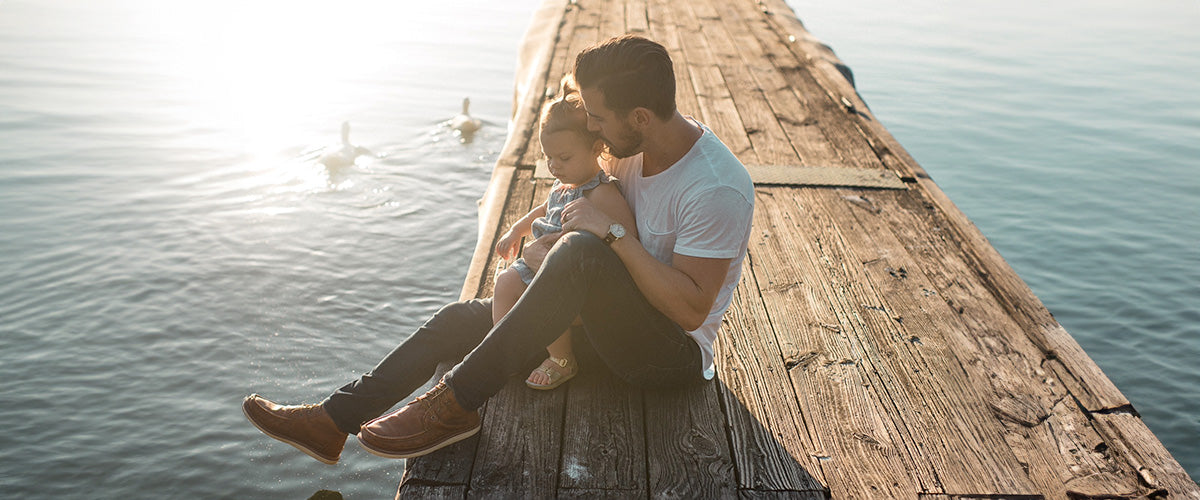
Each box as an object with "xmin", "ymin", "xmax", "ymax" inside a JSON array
[
  {"xmin": 559, "ymin": 363, "xmax": 647, "ymax": 494},
  {"xmin": 644, "ymin": 380, "xmax": 738, "ymax": 499}
]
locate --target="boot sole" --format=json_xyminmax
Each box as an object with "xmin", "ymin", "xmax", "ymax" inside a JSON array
[
  {"xmin": 242, "ymin": 397, "xmax": 340, "ymax": 465},
  {"xmin": 356, "ymin": 424, "xmax": 481, "ymax": 459}
]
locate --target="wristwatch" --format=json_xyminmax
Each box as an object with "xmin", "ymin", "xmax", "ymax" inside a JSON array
[{"xmin": 602, "ymin": 223, "xmax": 626, "ymax": 246}]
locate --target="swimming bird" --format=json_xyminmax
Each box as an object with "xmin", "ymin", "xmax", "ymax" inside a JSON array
[
  {"xmin": 450, "ymin": 97, "xmax": 482, "ymax": 141},
  {"xmin": 319, "ymin": 121, "xmax": 372, "ymax": 168}
]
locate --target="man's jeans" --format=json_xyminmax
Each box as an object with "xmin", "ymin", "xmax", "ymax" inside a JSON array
[{"xmin": 322, "ymin": 231, "xmax": 702, "ymax": 434}]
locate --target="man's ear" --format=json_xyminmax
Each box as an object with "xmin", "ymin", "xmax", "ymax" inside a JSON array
[{"xmin": 630, "ymin": 107, "xmax": 654, "ymax": 127}]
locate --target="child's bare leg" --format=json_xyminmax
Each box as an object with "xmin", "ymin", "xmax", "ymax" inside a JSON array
[
  {"xmin": 526, "ymin": 317, "xmax": 581, "ymax": 389},
  {"xmin": 492, "ymin": 267, "xmax": 526, "ymax": 325},
  {"xmin": 544, "ymin": 329, "xmax": 574, "ymax": 361}
]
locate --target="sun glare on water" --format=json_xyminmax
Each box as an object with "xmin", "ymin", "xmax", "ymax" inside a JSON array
[{"xmin": 133, "ymin": 1, "xmax": 427, "ymax": 191}]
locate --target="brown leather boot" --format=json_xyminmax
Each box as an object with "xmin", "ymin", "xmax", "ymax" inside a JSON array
[
  {"xmin": 242, "ymin": 395, "xmax": 347, "ymax": 464},
  {"xmin": 356, "ymin": 381, "xmax": 481, "ymax": 459}
]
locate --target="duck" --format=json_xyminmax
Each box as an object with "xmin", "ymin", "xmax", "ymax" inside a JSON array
[
  {"xmin": 450, "ymin": 97, "xmax": 482, "ymax": 141},
  {"xmin": 319, "ymin": 121, "xmax": 372, "ymax": 168}
]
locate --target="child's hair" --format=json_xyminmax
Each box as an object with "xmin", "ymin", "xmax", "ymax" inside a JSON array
[{"xmin": 539, "ymin": 75, "xmax": 602, "ymax": 146}]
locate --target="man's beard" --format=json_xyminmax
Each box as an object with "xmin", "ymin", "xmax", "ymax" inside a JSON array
[{"xmin": 604, "ymin": 128, "xmax": 644, "ymax": 159}]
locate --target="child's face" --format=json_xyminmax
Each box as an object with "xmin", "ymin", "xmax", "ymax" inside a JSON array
[{"xmin": 540, "ymin": 130, "xmax": 600, "ymax": 186}]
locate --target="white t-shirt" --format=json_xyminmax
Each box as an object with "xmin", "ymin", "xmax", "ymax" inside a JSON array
[{"xmin": 604, "ymin": 120, "xmax": 754, "ymax": 380}]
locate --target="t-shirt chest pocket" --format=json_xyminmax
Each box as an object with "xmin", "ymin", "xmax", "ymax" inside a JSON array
[{"xmin": 636, "ymin": 200, "xmax": 677, "ymax": 264}]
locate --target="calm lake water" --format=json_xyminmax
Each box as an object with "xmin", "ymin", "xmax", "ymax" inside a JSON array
[{"xmin": 1, "ymin": 0, "xmax": 1196, "ymax": 497}]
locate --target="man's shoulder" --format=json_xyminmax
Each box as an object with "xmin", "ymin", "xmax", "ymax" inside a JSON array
[{"xmin": 687, "ymin": 135, "xmax": 753, "ymax": 192}]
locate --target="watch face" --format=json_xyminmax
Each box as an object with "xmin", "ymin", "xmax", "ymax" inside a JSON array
[{"xmin": 610, "ymin": 224, "xmax": 625, "ymax": 238}]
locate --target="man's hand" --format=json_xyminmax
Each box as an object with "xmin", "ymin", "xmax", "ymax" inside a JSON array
[
  {"xmin": 520, "ymin": 231, "xmax": 565, "ymax": 272},
  {"xmin": 561, "ymin": 197, "xmax": 614, "ymax": 238}
]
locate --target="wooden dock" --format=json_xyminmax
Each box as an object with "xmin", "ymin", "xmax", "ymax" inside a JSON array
[{"xmin": 399, "ymin": 0, "xmax": 1199, "ymax": 497}]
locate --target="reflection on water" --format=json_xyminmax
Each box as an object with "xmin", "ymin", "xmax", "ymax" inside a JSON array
[
  {"xmin": 0, "ymin": 0, "xmax": 537, "ymax": 498},
  {"xmin": 1, "ymin": 0, "xmax": 1198, "ymax": 497}
]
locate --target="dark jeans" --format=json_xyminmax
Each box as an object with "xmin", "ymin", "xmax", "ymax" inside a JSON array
[{"xmin": 323, "ymin": 231, "xmax": 702, "ymax": 434}]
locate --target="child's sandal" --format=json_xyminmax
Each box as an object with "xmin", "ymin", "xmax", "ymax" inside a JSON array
[{"xmin": 525, "ymin": 356, "xmax": 577, "ymax": 390}]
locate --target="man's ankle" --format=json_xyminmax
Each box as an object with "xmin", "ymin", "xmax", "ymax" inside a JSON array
[{"xmin": 442, "ymin": 378, "xmax": 478, "ymax": 412}]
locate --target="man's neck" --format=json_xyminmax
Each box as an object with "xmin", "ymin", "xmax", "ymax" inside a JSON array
[{"xmin": 640, "ymin": 112, "xmax": 703, "ymax": 176}]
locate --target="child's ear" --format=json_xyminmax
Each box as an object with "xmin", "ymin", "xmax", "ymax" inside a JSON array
[{"xmin": 592, "ymin": 138, "xmax": 605, "ymax": 156}]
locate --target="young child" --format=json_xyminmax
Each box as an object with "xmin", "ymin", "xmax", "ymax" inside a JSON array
[{"xmin": 492, "ymin": 76, "xmax": 637, "ymax": 390}]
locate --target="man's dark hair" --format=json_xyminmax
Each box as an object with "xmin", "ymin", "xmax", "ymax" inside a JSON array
[{"xmin": 574, "ymin": 34, "xmax": 676, "ymax": 120}]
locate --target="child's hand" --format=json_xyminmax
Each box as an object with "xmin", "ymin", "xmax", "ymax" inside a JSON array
[
  {"xmin": 495, "ymin": 231, "xmax": 521, "ymax": 262},
  {"xmin": 520, "ymin": 232, "xmax": 564, "ymax": 272}
]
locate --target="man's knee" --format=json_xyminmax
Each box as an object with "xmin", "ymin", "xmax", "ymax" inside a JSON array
[
  {"xmin": 536, "ymin": 231, "xmax": 622, "ymax": 283},
  {"xmin": 424, "ymin": 299, "xmax": 493, "ymax": 334},
  {"xmin": 541, "ymin": 231, "xmax": 618, "ymax": 274}
]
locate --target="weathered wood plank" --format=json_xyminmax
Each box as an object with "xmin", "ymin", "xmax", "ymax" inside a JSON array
[
  {"xmin": 399, "ymin": 433, "xmax": 480, "ymax": 489},
  {"xmin": 564, "ymin": 0, "xmax": 601, "ymax": 74},
  {"xmin": 508, "ymin": 0, "xmax": 573, "ymax": 170},
  {"xmin": 753, "ymin": 0, "xmax": 912, "ymax": 177},
  {"xmin": 558, "ymin": 356, "xmax": 647, "ymax": 494},
  {"xmin": 624, "ymin": 0, "xmax": 648, "ymax": 34},
  {"xmin": 750, "ymin": 188, "xmax": 926, "ymax": 499},
  {"xmin": 830, "ymin": 188, "xmax": 1149, "ymax": 499},
  {"xmin": 463, "ymin": 0, "xmax": 573, "ymax": 302},
  {"xmin": 519, "ymin": 1, "xmax": 584, "ymax": 169},
  {"xmin": 1092, "ymin": 411, "xmax": 1200, "ymax": 499},
  {"xmin": 467, "ymin": 377, "xmax": 567, "ymax": 499},
  {"xmin": 681, "ymin": 1, "xmax": 799, "ymax": 166},
  {"xmin": 899, "ymin": 187, "xmax": 1129, "ymax": 412},
  {"xmin": 764, "ymin": 0, "xmax": 1129, "ymax": 414},
  {"xmin": 717, "ymin": 255, "xmax": 828, "ymax": 491},
  {"xmin": 881, "ymin": 184, "xmax": 1129, "ymax": 412},
  {"xmin": 548, "ymin": 3, "xmax": 579, "ymax": 92},
  {"xmin": 663, "ymin": 0, "xmax": 757, "ymax": 163},
  {"xmin": 707, "ymin": 0, "xmax": 843, "ymax": 167},
  {"xmin": 597, "ymin": 0, "xmax": 625, "ymax": 39},
  {"xmin": 790, "ymin": 188, "xmax": 1039, "ymax": 496},
  {"xmin": 739, "ymin": 490, "xmax": 828, "ymax": 500},
  {"xmin": 396, "ymin": 483, "xmax": 466, "ymax": 500},
  {"xmin": 1038, "ymin": 325, "xmax": 1129, "ymax": 411},
  {"xmin": 644, "ymin": 380, "xmax": 738, "ymax": 498},
  {"xmin": 646, "ymin": 0, "xmax": 700, "ymax": 118},
  {"xmin": 726, "ymin": 1, "xmax": 883, "ymax": 171},
  {"xmin": 755, "ymin": 0, "xmax": 924, "ymax": 180},
  {"xmin": 557, "ymin": 488, "xmax": 647, "ymax": 499}
]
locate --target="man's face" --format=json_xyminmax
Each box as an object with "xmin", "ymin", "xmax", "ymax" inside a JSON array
[{"xmin": 580, "ymin": 87, "xmax": 644, "ymax": 159}]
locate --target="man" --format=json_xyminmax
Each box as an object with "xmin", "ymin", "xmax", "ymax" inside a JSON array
[{"xmin": 242, "ymin": 34, "xmax": 754, "ymax": 463}]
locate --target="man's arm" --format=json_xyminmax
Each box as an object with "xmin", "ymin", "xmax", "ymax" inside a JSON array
[
  {"xmin": 618, "ymin": 248, "xmax": 730, "ymax": 331},
  {"xmin": 562, "ymin": 197, "xmax": 730, "ymax": 330},
  {"xmin": 582, "ymin": 182, "xmax": 638, "ymax": 241}
]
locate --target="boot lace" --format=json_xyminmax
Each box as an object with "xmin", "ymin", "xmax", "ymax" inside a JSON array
[{"xmin": 410, "ymin": 382, "xmax": 448, "ymax": 405}]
